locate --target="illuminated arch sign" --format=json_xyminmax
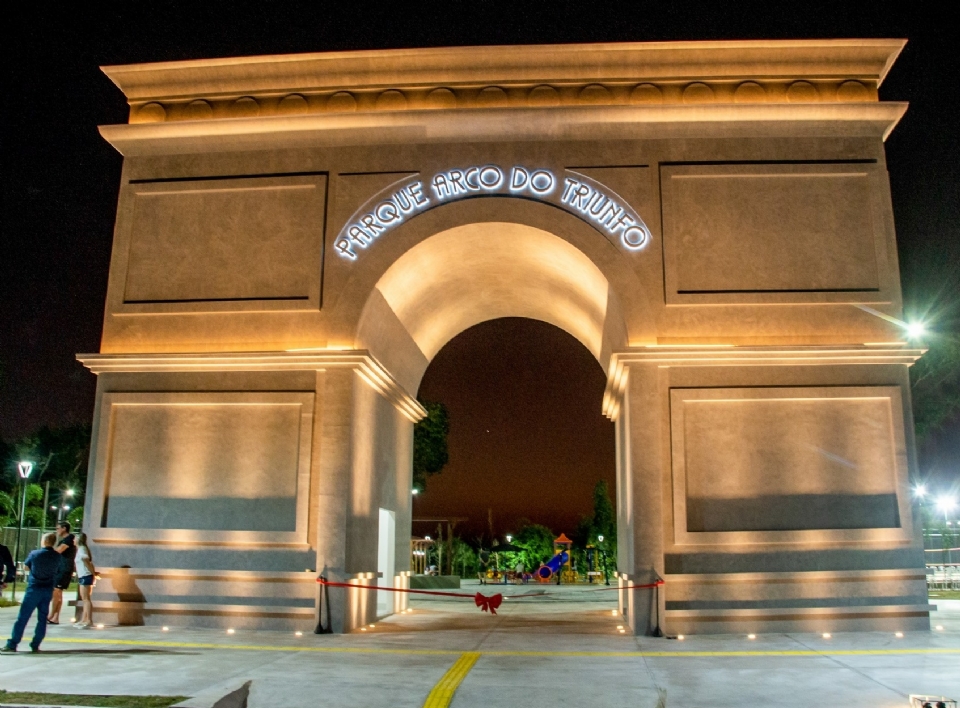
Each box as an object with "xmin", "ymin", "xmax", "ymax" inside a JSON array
[{"xmin": 334, "ymin": 165, "xmax": 651, "ymax": 260}]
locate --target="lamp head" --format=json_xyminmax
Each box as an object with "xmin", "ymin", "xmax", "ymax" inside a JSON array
[
  {"xmin": 597, "ymin": 535, "xmax": 604, "ymax": 543},
  {"xmin": 914, "ymin": 483, "xmax": 927, "ymax": 499},
  {"xmin": 17, "ymin": 461, "xmax": 33, "ymax": 479}
]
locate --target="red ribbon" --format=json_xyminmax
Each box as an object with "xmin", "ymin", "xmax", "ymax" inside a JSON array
[
  {"xmin": 317, "ymin": 577, "xmax": 504, "ymax": 614},
  {"xmin": 474, "ymin": 592, "xmax": 503, "ymax": 614},
  {"xmin": 316, "ymin": 576, "xmax": 662, "ymax": 615}
]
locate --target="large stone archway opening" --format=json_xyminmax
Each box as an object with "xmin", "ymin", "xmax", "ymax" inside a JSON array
[{"xmin": 355, "ymin": 221, "xmax": 628, "ymax": 394}]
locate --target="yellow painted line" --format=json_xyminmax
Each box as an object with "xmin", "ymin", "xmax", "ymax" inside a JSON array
[
  {"xmin": 43, "ymin": 636, "xmax": 960, "ymax": 659},
  {"xmin": 423, "ymin": 652, "xmax": 480, "ymax": 708}
]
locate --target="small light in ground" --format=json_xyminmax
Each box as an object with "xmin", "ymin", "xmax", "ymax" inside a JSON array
[
  {"xmin": 70, "ymin": 618, "xmax": 77, "ymax": 624},
  {"xmin": 618, "ymin": 629, "xmax": 625, "ymax": 633},
  {"xmin": 95, "ymin": 624, "xmax": 104, "ymax": 629},
  {"xmin": 227, "ymin": 628, "xmax": 235, "ymax": 634},
  {"xmin": 361, "ymin": 627, "xmax": 367, "ymax": 631},
  {"xmin": 161, "ymin": 626, "xmax": 169, "ymax": 632},
  {"xmin": 677, "ymin": 635, "xmax": 685, "ymax": 640},
  {"xmin": 295, "ymin": 631, "xmax": 303, "ymax": 637},
  {"xmin": 822, "ymin": 633, "xmax": 831, "ymax": 639},
  {"xmin": 369, "ymin": 624, "xmax": 375, "ymax": 628},
  {"xmin": 747, "ymin": 634, "xmax": 756, "ymax": 640},
  {"xmin": 611, "ymin": 610, "xmax": 617, "ymax": 616},
  {"xmin": 895, "ymin": 632, "xmax": 903, "ymax": 638},
  {"xmin": 617, "ymin": 625, "xmax": 623, "ymax": 629},
  {"xmin": 935, "ymin": 625, "xmax": 944, "ymax": 631}
]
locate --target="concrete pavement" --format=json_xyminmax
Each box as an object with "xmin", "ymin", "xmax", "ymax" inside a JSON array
[{"xmin": 1, "ymin": 582, "xmax": 958, "ymax": 707}]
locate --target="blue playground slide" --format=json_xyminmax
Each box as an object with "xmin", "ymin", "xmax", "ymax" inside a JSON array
[{"xmin": 536, "ymin": 550, "xmax": 569, "ymax": 580}]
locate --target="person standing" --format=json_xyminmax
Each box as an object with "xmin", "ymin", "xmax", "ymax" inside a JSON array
[
  {"xmin": 0, "ymin": 542, "xmax": 15, "ymax": 591},
  {"xmin": 1, "ymin": 533, "xmax": 61, "ymax": 653},
  {"xmin": 47, "ymin": 521, "xmax": 77, "ymax": 625},
  {"xmin": 73, "ymin": 533, "xmax": 97, "ymax": 628}
]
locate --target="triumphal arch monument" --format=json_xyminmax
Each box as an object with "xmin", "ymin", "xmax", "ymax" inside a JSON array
[{"xmin": 79, "ymin": 40, "xmax": 931, "ymax": 635}]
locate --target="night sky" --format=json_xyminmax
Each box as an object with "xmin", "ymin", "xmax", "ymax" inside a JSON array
[{"xmin": 3, "ymin": 3, "xmax": 958, "ymax": 532}]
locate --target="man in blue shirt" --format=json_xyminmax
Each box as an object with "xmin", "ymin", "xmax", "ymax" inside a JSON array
[{"xmin": 1, "ymin": 533, "xmax": 61, "ymax": 653}]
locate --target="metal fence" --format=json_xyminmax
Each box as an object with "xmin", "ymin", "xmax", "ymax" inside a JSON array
[{"xmin": 1, "ymin": 527, "xmax": 45, "ymax": 555}]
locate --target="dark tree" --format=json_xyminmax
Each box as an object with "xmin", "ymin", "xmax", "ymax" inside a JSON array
[
  {"xmin": 911, "ymin": 337, "xmax": 960, "ymax": 442},
  {"xmin": 413, "ymin": 400, "xmax": 450, "ymax": 492}
]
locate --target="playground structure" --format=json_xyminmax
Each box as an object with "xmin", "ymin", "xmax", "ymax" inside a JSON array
[{"xmin": 476, "ymin": 533, "xmax": 613, "ymax": 585}]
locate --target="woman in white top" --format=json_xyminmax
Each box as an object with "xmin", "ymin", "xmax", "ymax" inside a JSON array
[{"xmin": 74, "ymin": 533, "xmax": 96, "ymax": 628}]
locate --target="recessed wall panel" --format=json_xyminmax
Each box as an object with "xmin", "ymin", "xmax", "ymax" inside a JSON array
[
  {"xmin": 121, "ymin": 175, "xmax": 326, "ymax": 307},
  {"xmin": 670, "ymin": 386, "xmax": 908, "ymax": 541},
  {"xmin": 102, "ymin": 393, "xmax": 313, "ymax": 533},
  {"xmin": 661, "ymin": 163, "xmax": 881, "ymax": 303}
]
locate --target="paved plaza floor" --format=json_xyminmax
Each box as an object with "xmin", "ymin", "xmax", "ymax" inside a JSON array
[{"xmin": 1, "ymin": 583, "xmax": 958, "ymax": 707}]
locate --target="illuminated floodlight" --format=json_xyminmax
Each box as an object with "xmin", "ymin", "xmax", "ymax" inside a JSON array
[
  {"xmin": 411, "ymin": 488, "xmax": 419, "ymax": 496},
  {"xmin": 17, "ymin": 461, "xmax": 33, "ymax": 479},
  {"xmin": 913, "ymin": 484, "xmax": 927, "ymax": 499},
  {"xmin": 506, "ymin": 535, "xmax": 512, "ymax": 543},
  {"xmin": 66, "ymin": 489, "xmax": 74, "ymax": 497},
  {"xmin": 905, "ymin": 321, "xmax": 926, "ymax": 340},
  {"xmin": 424, "ymin": 535, "xmax": 431, "ymax": 541},
  {"xmin": 598, "ymin": 535, "xmax": 604, "ymax": 543},
  {"xmin": 937, "ymin": 495, "xmax": 957, "ymax": 521}
]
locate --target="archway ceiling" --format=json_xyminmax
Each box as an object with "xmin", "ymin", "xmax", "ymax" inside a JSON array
[{"xmin": 372, "ymin": 223, "xmax": 611, "ymax": 363}]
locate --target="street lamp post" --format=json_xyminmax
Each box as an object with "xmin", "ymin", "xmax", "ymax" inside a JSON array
[{"xmin": 12, "ymin": 461, "xmax": 34, "ymax": 602}]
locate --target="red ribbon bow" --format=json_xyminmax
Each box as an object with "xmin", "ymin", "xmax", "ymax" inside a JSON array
[{"xmin": 474, "ymin": 592, "xmax": 503, "ymax": 614}]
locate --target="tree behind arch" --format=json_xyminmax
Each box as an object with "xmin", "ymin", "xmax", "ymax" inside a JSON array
[{"xmin": 413, "ymin": 400, "xmax": 450, "ymax": 492}]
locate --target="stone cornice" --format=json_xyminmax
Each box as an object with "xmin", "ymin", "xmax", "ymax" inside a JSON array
[
  {"xmin": 99, "ymin": 40, "xmax": 904, "ymax": 125},
  {"xmin": 602, "ymin": 344, "xmax": 924, "ymax": 420},
  {"xmin": 77, "ymin": 350, "xmax": 427, "ymax": 422},
  {"xmin": 99, "ymin": 102, "xmax": 908, "ymax": 156}
]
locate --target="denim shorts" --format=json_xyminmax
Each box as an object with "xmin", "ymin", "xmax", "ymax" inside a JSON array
[{"xmin": 77, "ymin": 575, "xmax": 95, "ymax": 587}]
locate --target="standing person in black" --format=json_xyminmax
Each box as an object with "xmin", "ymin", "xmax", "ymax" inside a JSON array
[
  {"xmin": 0, "ymin": 542, "xmax": 15, "ymax": 591},
  {"xmin": 2, "ymin": 533, "xmax": 61, "ymax": 652},
  {"xmin": 47, "ymin": 522, "xmax": 76, "ymax": 625}
]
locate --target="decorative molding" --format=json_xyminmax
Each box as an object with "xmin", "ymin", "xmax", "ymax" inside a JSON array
[
  {"xmin": 101, "ymin": 40, "xmax": 903, "ymax": 122},
  {"xmin": 602, "ymin": 344, "xmax": 924, "ymax": 420},
  {"xmin": 76, "ymin": 349, "xmax": 427, "ymax": 422},
  {"xmin": 124, "ymin": 79, "xmax": 882, "ymax": 124},
  {"xmin": 99, "ymin": 102, "xmax": 909, "ymax": 156}
]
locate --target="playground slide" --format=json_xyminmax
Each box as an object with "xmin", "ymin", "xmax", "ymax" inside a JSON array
[{"xmin": 536, "ymin": 550, "xmax": 569, "ymax": 580}]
